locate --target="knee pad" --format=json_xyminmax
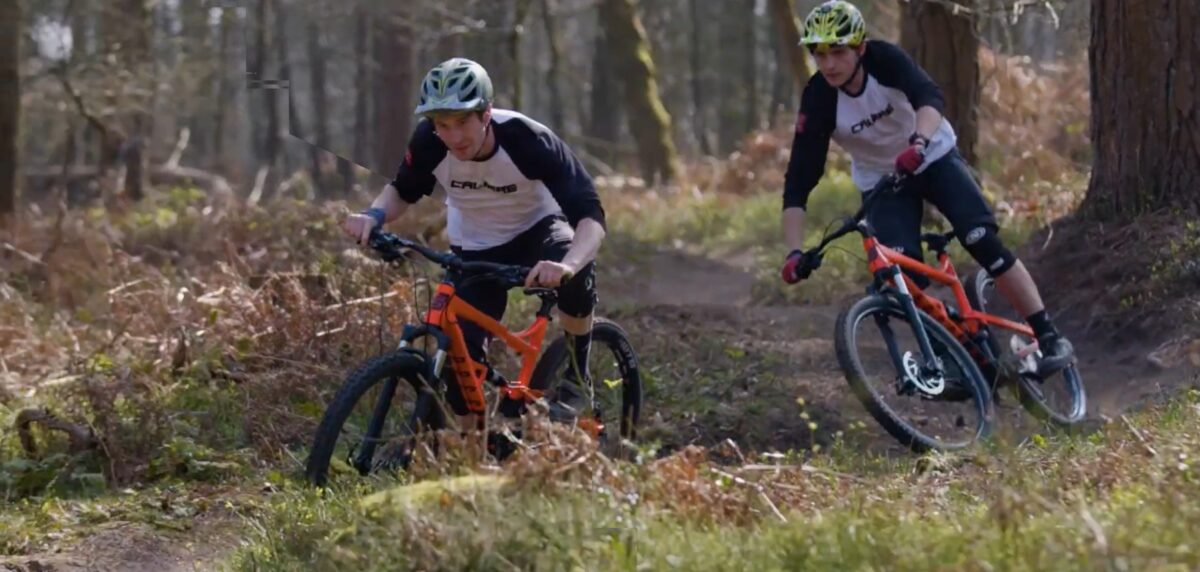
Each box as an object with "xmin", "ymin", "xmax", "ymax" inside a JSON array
[
  {"xmin": 961, "ymin": 226, "xmax": 1016, "ymax": 277},
  {"xmin": 557, "ymin": 265, "xmax": 597, "ymax": 318}
]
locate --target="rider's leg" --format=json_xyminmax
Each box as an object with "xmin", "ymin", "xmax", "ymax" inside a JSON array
[
  {"xmin": 864, "ymin": 178, "xmax": 929, "ymax": 289},
  {"xmin": 451, "ymin": 246, "xmax": 509, "ymax": 420},
  {"xmin": 537, "ymin": 215, "xmax": 599, "ymax": 420},
  {"xmin": 920, "ymin": 150, "xmax": 1074, "ymax": 374}
]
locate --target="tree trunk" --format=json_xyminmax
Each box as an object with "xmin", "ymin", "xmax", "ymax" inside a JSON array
[
  {"xmin": 306, "ymin": 19, "xmax": 331, "ymax": 198},
  {"xmin": 275, "ymin": 0, "xmax": 296, "ymax": 181},
  {"xmin": 745, "ymin": 1, "xmax": 760, "ymax": 134},
  {"xmin": 688, "ymin": 0, "xmax": 712, "ymax": 155},
  {"xmin": 1082, "ymin": 0, "xmax": 1200, "ymax": 220},
  {"xmin": 212, "ymin": 6, "xmax": 234, "ymax": 173},
  {"xmin": 349, "ymin": 6, "xmax": 369, "ymax": 191},
  {"xmin": 373, "ymin": 14, "xmax": 415, "ymax": 177},
  {"xmin": 598, "ymin": 0, "xmax": 681, "ymax": 184},
  {"xmin": 718, "ymin": 0, "xmax": 757, "ymax": 154},
  {"xmin": 104, "ymin": 0, "xmax": 153, "ymax": 201},
  {"xmin": 181, "ymin": 0, "xmax": 211, "ymax": 165},
  {"xmin": 899, "ymin": 0, "xmax": 980, "ymax": 167},
  {"xmin": 468, "ymin": 3, "xmax": 511, "ymax": 106},
  {"xmin": 256, "ymin": 0, "xmax": 281, "ymax": 199},
  {"xmin": 509, "ymin": 0, "xmax": 533, "ymax": 109},
  {"xmin": 541, "ymin": 0, "xmax": 566, "ymax": 129},
  {"xmin": 768, "ymin": 0, "xmax": 814, "ymax": 91},
  {"xmin": 768, "ymin": 8, "xmax": 794, "ymax": 124},
  {"xmin": 588, "ymin": 24, "xmax": 621, "ymax": 162},
  {"xmin": 0, "ymin": 0, "xmax": 19, "ymax": 217},
  {"xmin": 125, "ymin": 0, "xmax": 152, "ymax": 202}
]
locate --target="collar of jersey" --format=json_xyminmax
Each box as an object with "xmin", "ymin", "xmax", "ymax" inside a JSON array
[
  {"xmin": 468, "ymin": 120, "xmax": 501, "ymax": 162},
  {"xmin": 839, "ymin": 72, "xmax": 870, "ymax": 99}
]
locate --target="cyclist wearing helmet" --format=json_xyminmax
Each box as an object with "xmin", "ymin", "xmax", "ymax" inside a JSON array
[
  {"xmin": 342, "ymin": 57, "xmax": 605, "ymax": 422},
  {"xmin": 779, "ymin": 0, "xmax": 1074, "ymax": 375}
]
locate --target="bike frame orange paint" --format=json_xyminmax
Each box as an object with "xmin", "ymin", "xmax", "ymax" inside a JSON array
[
  {"xmin": 423, "ymin": 282, "xmax": 551, "ymax": 415},
  {"xmin": 864, "ymin": 236, "xmax": 1034, "ymax": 344}
]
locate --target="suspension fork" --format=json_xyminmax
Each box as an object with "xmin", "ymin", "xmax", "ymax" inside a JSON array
[
  {"xmin": 878, "ymin": 266, "xmax": 944, "ymax": 376},
  {"xmin": 353, "ymin": 324, "xmax": 451, "ymax": 473}
]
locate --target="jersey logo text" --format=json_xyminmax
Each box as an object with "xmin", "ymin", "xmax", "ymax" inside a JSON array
[
  {"xmin": 849, "ymin": 103, "xmax": 895, "ymax": 134},
  {"xmin": 451, "ymin": 180, "xmax": 519, "ymax": 194}
]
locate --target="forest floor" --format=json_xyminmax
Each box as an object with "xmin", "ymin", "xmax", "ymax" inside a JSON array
[{"xmin": 2, "ymin": 175, "xmax": 1198, "ymax": 571}]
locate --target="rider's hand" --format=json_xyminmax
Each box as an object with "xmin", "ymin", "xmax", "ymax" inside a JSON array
[
  {"xmin": 343, "ymin": 208, "xmax": 386, "ymax": 246},
  {"xmin": 781, "ymin": 249, "xmax": 822, "ymax": 284},
  {"xmin": 894, "ymin": 134, "xmax": 928, "ymax": 175},
  {"xmin": 525, "ymin": 260, "xmax": 576, "ymax": 288}
]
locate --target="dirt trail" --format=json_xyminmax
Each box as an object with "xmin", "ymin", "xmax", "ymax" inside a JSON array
[
  {"xmin": 601, "ymin": 244, "xmax": 1197, "ymax": 431},
  {"xmin": 0, "ymin": 512, "xmax": 239, "ymax": 572}
]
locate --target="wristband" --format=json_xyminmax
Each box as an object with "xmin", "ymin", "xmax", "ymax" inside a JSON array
[
  {"xmin": 908, "ymin": 133, "xmax": 930, "ymax": 148},
  {"xmin": 362, "ymin": 207, "xmax": 386, "ymax": 228}
]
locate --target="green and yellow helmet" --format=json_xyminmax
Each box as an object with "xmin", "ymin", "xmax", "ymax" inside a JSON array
[
  {"xmin": 800, "ymin": 1, "xmax": 866, "ymax": 52},
  {"xmin": 413, "ymin": 58, "xmax": 494, "ymax": 117}
]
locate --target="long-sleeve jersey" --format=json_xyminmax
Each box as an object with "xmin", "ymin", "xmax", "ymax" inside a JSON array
[
  {"xmin": 390, "ymin": 109, "xmax": 605, "ymax": 251},
  {"xmin": 783, "ymin": 40, "xmax": 958, "ymax": 210}
]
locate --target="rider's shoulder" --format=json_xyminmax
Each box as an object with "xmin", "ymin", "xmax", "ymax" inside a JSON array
[
  {"xmin": 492, "ymin": 109, "xmax": 559, "ymax": 139},
  {"xmin": 492, "ymin": 109, "xmax": 570, "ymax": 154},
  {"xmin": 801, "ymin": 72, "xmax": 837, "ymax": 108},
  {"xmin": 862, "ymin": 39, "xmax": 916, "ymax": 67}
]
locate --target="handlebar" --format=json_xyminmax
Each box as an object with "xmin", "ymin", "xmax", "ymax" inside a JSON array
[
  {"xmin": 366, "ymin": 228, "xmax": 534, "ymax": 289},
  {"xmin": 809, "ymin": 172, "xmax": 909, "ymax": 255}
]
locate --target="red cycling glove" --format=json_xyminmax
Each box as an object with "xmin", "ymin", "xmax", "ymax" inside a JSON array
[{"xmin": 894, "ymin": 133, "xmax": 929, "ymax": 174}]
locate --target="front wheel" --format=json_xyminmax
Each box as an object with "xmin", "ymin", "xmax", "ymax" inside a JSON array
[
  {"xmin": 305, "ymin": 350, "xmax": 445, "ymax": 487},
  {"xmin": 530, "ymin": 318, "xmax": 643, "ymax": 459},
  {"xmin": 835, "ymin": 294, "xmax": 994, "ymax": 452},
  {"xmin": 965, "ymin": 269, "xmax": 1087, "ymax": 427}
]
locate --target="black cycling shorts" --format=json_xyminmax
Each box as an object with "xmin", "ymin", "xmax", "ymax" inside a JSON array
[
  {"xmin": 452, "ymin": 214, "xmax": 598, "ymax": 359},
  {"xmin": 865, "ymin": 149, "xmax": 1000, "ymax": 277}
]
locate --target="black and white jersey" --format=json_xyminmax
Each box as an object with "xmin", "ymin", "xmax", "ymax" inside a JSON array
[
  {"xmin": 784, "ymin": 40, "xmax": 958, "ymax": 210},
  {"xmin": 390, "ymin": 109, "xmax": 605, "ymax": 251}
]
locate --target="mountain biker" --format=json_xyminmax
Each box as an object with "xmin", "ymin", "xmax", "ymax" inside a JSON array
[
  {"xmin": 778, "ymin": 0, "xmax": 1074, "ymax": 376},
  {"xmin": 341, "ymin": 57, "xmax": 603, "ymax": 422}
]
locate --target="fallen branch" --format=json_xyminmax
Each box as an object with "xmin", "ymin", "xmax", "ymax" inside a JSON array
[
  {"xmin": 323, "ymin": 290, "xmax": 401, "ymax": 311},
  {"xmin": 166, "ymin": 127, "xmax": 191, "ymax": 169},
  {"xmin": 710, "ymin": 467, "xmax": 788, "ymax": 523},
  {"xmin": 15, "ymin": 408, "xmax": 99, "ymax": 456},
  {"xmin": 3, "ymin": 242, "xmax": 44, "ymax": 265},
  {"xmin": 1120, "ymin": 415, "xmax": 1158, "ymax": 457},
  {"xmin": 23, "ymin": 165, "xmax": 235, "ymax": 197},
  {"xmin": 738, "ymin": 463, "xmax": 869, "ymax": 484}
]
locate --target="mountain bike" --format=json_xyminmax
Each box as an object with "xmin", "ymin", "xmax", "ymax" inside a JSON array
[
  {"xmin": 305, "ymin": 229, "xmax": 642, "ymax": 486},
  {"xmin": 799, "ymin": 173, "xmax": 1087, "ymax": 452}
]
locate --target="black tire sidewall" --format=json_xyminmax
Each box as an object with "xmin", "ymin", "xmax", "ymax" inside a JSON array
[
  {"xmin": 305, "ymin": 351, "xmax": 431, "ymax": 486},
  {"xmin": 835, "ymin": 294, "xmax": 994, "ymax": 452}
]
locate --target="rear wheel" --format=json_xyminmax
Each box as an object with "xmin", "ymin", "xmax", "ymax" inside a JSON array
[
  {"xmin": 965, "ymin": 269, "xmax": 1087, "ymax": 427},
  {"xmin": 530, "ymin": 318, "xmax": 643, "ymax": 460},
  {"xmin": 835, "ymin": 294, "xmax": 994, "ymax": 452},
  {"xmin": 305, "ymin": 350, "xmax": 445, "ymax": 486}
]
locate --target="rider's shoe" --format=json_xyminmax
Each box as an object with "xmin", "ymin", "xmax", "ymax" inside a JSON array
[
  {"xmin": 1036, "ymin": 334, "xmax": 1076, "ymax": 378},
  {"xmin": 547, "ymin": 378, "xmax": 588, "ymax": 423}
]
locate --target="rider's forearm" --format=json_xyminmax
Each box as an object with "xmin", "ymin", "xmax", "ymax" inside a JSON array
[
  {"xmin": 371, "ymin": 184, "xmax": 410, "ymax": 223},
  {"xmin": 783, "ymin": 207, "xmax": 807, "ymax": 252},
  {"xmin": 562, "ymin": 218, "xmax": 606, "ymax": 272},
  {"xmin": 914, "ymin": 106, "xmax": 943, "ymax": 141}
]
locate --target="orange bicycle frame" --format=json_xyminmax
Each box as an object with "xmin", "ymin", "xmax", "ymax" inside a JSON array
[
  {"xmin": 422, "ymin": 282, "xmax": 551, "ymax": 415},
  {"xmin": 863, "ymin": 236, "xmax": 1035, "ymax": 349}
]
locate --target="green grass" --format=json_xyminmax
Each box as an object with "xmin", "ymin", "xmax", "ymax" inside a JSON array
[{"xmin": 228, "ymin": 389, "xmax": 1200, "ymax": 571}]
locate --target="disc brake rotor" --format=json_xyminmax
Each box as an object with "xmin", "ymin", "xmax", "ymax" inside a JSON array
[{"xmin": 901, "ymin": 351, "xmax": 945, "ymax": 395}]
